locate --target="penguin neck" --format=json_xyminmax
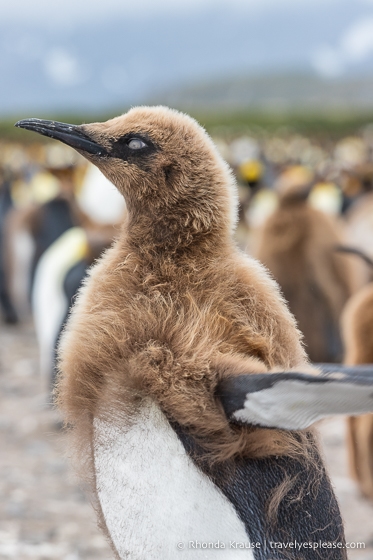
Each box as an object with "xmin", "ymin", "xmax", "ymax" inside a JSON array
[{"xmin": 122, "ymin": 206, "xmax": 234, "ymax": 264}]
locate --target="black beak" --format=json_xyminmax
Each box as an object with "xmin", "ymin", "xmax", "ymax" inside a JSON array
[{"xmin": 15, "ymin": 119, "xmax": 108, "ymax": 157}]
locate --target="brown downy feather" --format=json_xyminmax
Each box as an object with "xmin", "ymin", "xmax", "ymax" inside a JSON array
[{"xmin": 342, "ymin": 284, "xmax": 373, "ymax": 501}]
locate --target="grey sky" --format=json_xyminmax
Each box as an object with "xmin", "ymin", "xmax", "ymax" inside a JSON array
[
  {"xmin": 1, "ymin": 0, "xmax": 371, "ymax": 78},
  {"xmin": 2, "ymin": 0, "xmax": 373, "ymax": 114},
  {"xmin": 0, "ymin": 0, "xmax": 348, "ymax": 25}
]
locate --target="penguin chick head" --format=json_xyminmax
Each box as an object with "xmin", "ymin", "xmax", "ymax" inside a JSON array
[{"xmin": 16, "ymin": 107, "xmax": 238, "ymax": 248}]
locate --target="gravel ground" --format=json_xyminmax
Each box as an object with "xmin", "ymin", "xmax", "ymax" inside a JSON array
[
  {"xmin": 0, "ymin": 321, "xmax": 372, "ymax": 559},
  {"xmin": 319, "ymin": 419, "xmax": 373, "ymax": 559},
  {"xmin": 0, "ymin": 322, "xmax": 112, "ymax": 560}
]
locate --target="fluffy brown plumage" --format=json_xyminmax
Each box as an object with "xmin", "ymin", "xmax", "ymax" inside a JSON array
[
  {"xmin": 342, "ymin": 284, "xmax": 373, "ymax": 500},
  {"xmin": 54, "ymin": 107, "xmax": 314, "ymax": 464},
  {"xmin": 255, "ymin": 194, "xmax": 357, "ymax": 362}
]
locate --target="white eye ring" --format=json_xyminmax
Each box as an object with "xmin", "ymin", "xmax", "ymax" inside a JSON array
[{"xmin": 128, "ymin": 138, "xmax": 147, "ymax": 150}]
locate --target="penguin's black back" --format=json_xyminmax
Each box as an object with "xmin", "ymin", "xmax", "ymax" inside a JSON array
[
  {"xmin": 52, "ymin": 259, "xmax": 88, "ymax": 388},
  {"xmin": 0, "ymin": 180, "xmax": 18, "ymax": 323},
  {"xmin": 31, "ymin": 197, "xmax": 76, "ymax": 285},
  {"xmin": 172, "ymin": 423, "xmax": 346, "ymax": 560}
]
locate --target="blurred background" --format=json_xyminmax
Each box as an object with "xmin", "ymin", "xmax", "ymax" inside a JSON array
[{"xmin": 1, "ymin": 0, "xmax": 373, "ymax": 558}]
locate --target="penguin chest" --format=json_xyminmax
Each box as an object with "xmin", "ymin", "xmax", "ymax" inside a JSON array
[{"xmin": 93, "ymin": 400, "xmax": 253, "ymax": 560}]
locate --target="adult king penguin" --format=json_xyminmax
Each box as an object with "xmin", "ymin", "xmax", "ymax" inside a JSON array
[{"xmin": 16, "ymin": 108, "xmax": 373, "ymax": 560}]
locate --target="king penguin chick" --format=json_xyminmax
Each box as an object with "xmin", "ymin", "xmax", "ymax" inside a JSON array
[
  {"xmin": 16, "ymin": 108, "xmax": 355, "ymax": 560},
  {"xmin": 255, "ymin": 172, "xmax": 358, "ymax": 363},
  {"xmin": 342, "ymin": 283, "xmax": 373, "ymax": 501}
]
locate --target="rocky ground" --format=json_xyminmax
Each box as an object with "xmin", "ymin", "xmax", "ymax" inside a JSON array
[
  {"xmin": 319, "ymin": 419, "xmax": 373, "ymax": 559},
  {"xmin": 0, "ymin": 321, "xmax": 372, "ymax": 559},
  {"xmin": 0, "ymin": 321, "xmax": 111, "ymax": 560}
]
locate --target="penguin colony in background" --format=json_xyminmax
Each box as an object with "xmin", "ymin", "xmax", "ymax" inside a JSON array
[
  {"xmin": 16, "ymin": 107, "xmax": 373, "ymax": 560},
  {"xmin": 3, "ymin": 166, "xmax": 80, "ymax": 321},
  {"xmin": 255, "ymin": 173, "xmax": 357, "ymax": 363},
  {"xmin": 0, "ymin": 170, "xmax": 18, "ymax": 323}
]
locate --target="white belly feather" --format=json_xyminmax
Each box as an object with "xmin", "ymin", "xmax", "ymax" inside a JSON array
[{"xmin": 94, "ymin": 400, "xmax": 253, "ymax": 560}]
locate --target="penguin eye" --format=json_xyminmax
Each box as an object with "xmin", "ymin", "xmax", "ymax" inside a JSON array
[
  {"xmin": 111, "ymin": 134, "xmax": 157, "ymax": 160},
  {"xmin": 128, "ymin": 138, "xmax": 147, "ymax": 150}
]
